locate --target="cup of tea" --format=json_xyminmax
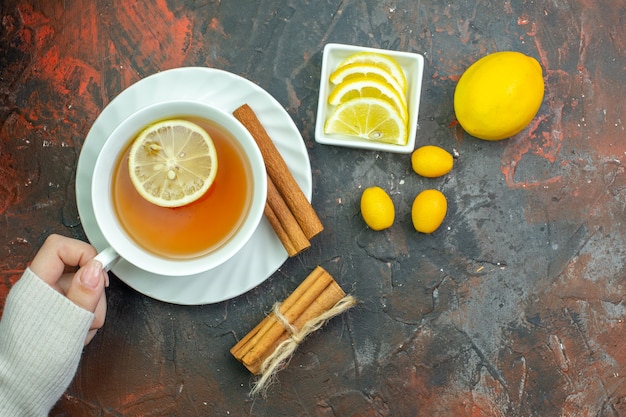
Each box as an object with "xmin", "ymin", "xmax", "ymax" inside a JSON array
[{"xmin": 91, "ymin": 100, "xmax": 267, "ymax": 276}]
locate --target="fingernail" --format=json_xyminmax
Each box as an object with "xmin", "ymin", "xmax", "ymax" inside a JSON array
[{"xmin": 81, "ymin": 260, "xmax": 104, "ymax": 289}]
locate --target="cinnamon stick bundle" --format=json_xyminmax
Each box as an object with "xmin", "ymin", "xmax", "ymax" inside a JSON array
[
  {"xmin": 233, "ymin": 104, "xmax": 323, "ymax": 256},
  {"xmin": 230, "ymin": 266, "xmax": 353, "ymax": 376}
]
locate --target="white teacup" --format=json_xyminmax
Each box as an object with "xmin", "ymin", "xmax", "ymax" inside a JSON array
[{"xmin": 91, "ymin": 100, "xmax": 267, "ymax": 276}]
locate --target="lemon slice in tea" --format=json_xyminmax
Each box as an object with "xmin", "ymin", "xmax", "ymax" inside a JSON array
[{"xmin": 128, "ymin": 119, "xmax": 218, "ymax": 207}]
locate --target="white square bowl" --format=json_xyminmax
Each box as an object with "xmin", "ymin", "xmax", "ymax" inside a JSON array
[{"xmin": 314, "ymin": 43, "xmax": 424, "ymax": 154}]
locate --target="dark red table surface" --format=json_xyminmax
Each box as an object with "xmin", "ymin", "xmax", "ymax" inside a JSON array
[{"xmin": 1, "ymin": 1, "xmax": 625, "ymax": 416}]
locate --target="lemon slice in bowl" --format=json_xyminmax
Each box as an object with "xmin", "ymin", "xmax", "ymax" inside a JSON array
[
  {"xmin": 328, "ymin": 76, "xmax": 408, "ymax": 121},
  {"xmin": 335, "ymin": 51, "xmax": 408, "ymax": 93},
  {"xmin": 329, "ymin": 63, "xmax": 406, "ymax": 102},
  {"xmin": 324, "ymin": 97, "xmax": 408, "ymax": 145},
  {"xmin": 128, "ymin": 119, "xmax": 218, "ymax": 208}
]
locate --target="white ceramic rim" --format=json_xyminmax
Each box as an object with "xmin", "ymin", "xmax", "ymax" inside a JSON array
[{"xmin": 91, "ymin": 100, "xmax": 267, "ymax": 277}]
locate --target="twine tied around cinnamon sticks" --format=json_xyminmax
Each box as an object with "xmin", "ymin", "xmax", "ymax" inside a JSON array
[
  {"xmin": 231, "ymin": 266, "xmax": 358, "ymax": 397},
  {"xmin": 251, "ymin": 294, "xmax": 357, "ymax": 396}
]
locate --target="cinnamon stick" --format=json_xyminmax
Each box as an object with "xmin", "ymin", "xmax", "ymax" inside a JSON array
[
  {"xmin": 231, "ymin": 266, "xmax": 346, "ymax": 374},
  {"xmin": 263, "ymin": 205, "xmax": 297, "ymax": 256},
  {"xmin": 264, "ymin": 175, "xmax": 310, "ymax": 257},
  {"xmin": 233, "ymin": 104, "xmax": 323, "ymax": 241}
]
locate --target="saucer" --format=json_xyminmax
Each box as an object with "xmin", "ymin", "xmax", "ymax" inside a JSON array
[{"xmin": 76, "ymin": 67, "xmax": 312, "ymax": 305}]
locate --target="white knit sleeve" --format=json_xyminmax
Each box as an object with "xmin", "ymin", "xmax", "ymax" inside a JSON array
[{"xmin": 0, "ymin": 268, "xmax": 95, "ymax": 417}]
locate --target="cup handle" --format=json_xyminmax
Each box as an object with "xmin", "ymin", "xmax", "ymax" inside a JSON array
[{"xmin": 94, "ymin": 246, "xmax": 120, "ymax": 272}]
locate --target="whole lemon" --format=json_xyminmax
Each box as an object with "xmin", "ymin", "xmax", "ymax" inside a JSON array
[
  {"xmin": 454, "ymin": 51, "xmax": 544, "ymax": 141},
  {"xmin": 411, "ymin": 189, "xmax": 447, "ymax": 234},
  {"xmin": 360, "ymin": 186, "xmax": 395, "ymax": 231},
  {"xmin": 411, "ymin": 145, "xmax": 454, "ymax": 178}
]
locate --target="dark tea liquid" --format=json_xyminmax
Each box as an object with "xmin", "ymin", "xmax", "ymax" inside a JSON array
[{"xmin": 112, "ymin": 117, "xmax": 252, "ymax": 259}]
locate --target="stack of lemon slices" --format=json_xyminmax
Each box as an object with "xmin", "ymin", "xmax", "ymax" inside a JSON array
[{"xmin": 324, "ymin": 52, "xmax": 409, "ymax": 146}]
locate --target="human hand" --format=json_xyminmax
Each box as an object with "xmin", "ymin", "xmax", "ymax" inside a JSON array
[{"xmin": 29, "ymin": 234, "xmax": 108, "ymax": 345}]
